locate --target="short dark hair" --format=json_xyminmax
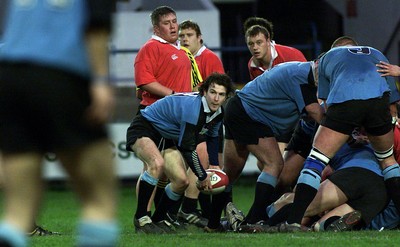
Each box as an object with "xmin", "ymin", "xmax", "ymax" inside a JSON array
[
  {"xmin": 179, "ymin": 20, "xmax": 203, "ymax": 44},
  {"xmin": 150, "ymin": 6, "xmax": 176, "ymax": 26},
  {"xmin": 331, "ymin": 36, "xmax": 358, "ymax": 48},
  {"xmin": 179, "ymin": 20, "xmax": 202, "ymax": 35},
  {"xmin": 199, "ymin": 73, "xmax": 235, "ymax": 98},
  {"xmin": 243, "ymin": 17, "xmax": 274, "ymax": 40},
  {"xmin": 245, "ymin": 25, "xmax": 270, "ymax": 40}
]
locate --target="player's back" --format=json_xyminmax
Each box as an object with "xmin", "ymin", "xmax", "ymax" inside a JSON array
[
  {"xmin": 0, "ymin": 0, "xmax": 90, "ymax": 77},
  {"xmin": 318, "ymin": 46, "xmax": 392, "ymax": 104}
]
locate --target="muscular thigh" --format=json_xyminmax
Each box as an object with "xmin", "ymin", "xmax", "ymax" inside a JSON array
[
  {"xmin": 305, "ymin": 178, "xmax": 348, "ymax": 217},
  {"xmin": 223, "ymin": 139, "xmax": 249, "ymax": 183},
  {"xmin": 248, "ymin": 137, "xmax": 283, "ymax": 177},
  {"xmin": 163, "ymin": 148, "xmax": 187, "ymax": 180}
]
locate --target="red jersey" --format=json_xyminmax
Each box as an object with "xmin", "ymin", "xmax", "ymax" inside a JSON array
[
  {"xmin": 394, "ymin": 126, "xmax": 400, "ymax": 162},
  {"xmin": 134, "ymin": 36, "xmax": 192, "ymax": 106},
  {"xmin": 195, "ymin": 46, "xmax": 225, "ymax": 79},
  {"xmin": 248, "ymin": 43, "xmax": 307, "ymax": 80}
]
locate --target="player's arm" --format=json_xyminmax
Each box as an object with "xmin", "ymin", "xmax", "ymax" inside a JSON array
[
  {"xmin": 205, "ymin": 120, "xmax": 223, "ymax": 168},
  {"xmin": 140, "ymin": 82, "xmax": 175, "ymax": 97},
  {"xmin": 178, "ymin": 122, "xmax": 212, "ymax": 190},
  {"xmin": 301, "ymin": 83, "xmax": 324, "ymax": 124},
  {"xmin": 85, "ymin": 0, "xmax": 115, "ymax": 125}
]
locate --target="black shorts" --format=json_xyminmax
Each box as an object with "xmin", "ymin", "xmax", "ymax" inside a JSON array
[
  {"xmin": 224, "ymin": 95, "xmax": 274, "ymax": 145},
  {"xmin": 322, "ymin": 93, "xmax": 392, "ymax": 136},
  {"xmin": 285, "ymin": 121, "xmax": 314, "ymax": 159},
  {"xmin": 328, "ymin": 167, "xmax": 388, "ymax": 225},
  {"xmin": 0, "ymin": 63, "xmax": 108, "ymax": 153},
  {"xmin": 126, "ymin": 113, "xmax": 175, "ymax": 152}
]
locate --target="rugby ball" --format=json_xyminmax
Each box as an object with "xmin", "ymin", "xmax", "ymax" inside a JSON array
[{"xmin": 201, "ymin": 169, "xmax": 229, "ymax": 195}]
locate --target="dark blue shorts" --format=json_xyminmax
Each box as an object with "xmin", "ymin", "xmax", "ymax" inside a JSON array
[
  {"xmin": 328, "ymin": 167, "xmax": 388, "ymax": 225},
  {"xmin": 224, "ymin": 95, "xmax": 274, "ymax": 145},
  {"xmin": 322, "ymin": 93, "xmax": 392, "ymax": 136},
  {"xmin": 0, "ymin": 62, "xmax": 108, "ymax": 153},
  {"xmin": 126, "ymin": 113, "xmax": 175, "ymax": 152}
]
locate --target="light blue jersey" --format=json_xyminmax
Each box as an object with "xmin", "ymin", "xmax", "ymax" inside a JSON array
[
  {"xmin": 0, "ymin": 0, "xmax": 90, "ymax": 77},
  {"xmin": 237, "ymin": 62, "xmax": 317, "ymax": 137},
  {"xmin": 141, "ymin": 92, "xmax": 222, "ymax": 149},
  {"xmin": 329, "ymin": 143, "xmax": 382, "ymax": 176},
  {"xmin": 318, "ymin": 46, "xmax": 399, "ymax": 106}
]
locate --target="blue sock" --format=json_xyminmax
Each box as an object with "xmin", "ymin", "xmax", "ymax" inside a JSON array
[
  {"xmin": 77, "ymin": 220, "xmax": 119, "ymax": 247},
  {"xmin": 0, "ymin": 222, "xmax": 27, "ymax": 247}
]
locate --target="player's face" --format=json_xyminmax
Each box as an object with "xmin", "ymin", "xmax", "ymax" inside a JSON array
[
  {"xmin": 154, "ymin": 13, "xmax": 179, "ymax": 43},
  {"xmin": 179, "ymin": 28, "xmax": 202, "ymax": 55},
  {"xmin": 246, "ymin": 33, "xmax": 270, "ymax": 62},
  {"xmin": 203, "ymin": 83, "xmax": 227, "ymax": 112}
]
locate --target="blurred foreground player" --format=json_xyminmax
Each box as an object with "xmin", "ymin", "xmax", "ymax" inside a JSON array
[{"xmin": 0, "ymin": 0, "xmax": 119, "ymax": 246}]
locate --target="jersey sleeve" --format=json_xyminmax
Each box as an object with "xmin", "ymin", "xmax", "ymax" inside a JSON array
[{"xmin": 134, "ymin": 44, "xmax": 157, "ymax": 87}]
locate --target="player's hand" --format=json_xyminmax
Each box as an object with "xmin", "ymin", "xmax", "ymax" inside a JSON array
[
  {"xmin": 86, "ymin": 84, "xmax": 115, "ymax": 125},
  {"xmin": 376, "ymin": 61, "xmax": 400, "ymax": 77},
  {"xmin": 196, "ymin": 172, "xmax": 213, "ymax": 192},
  {"xmin": 208, "ymin": 165, "xmax": 220, "ymax": 170}
]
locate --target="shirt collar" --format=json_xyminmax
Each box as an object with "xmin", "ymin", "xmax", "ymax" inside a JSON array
[
  {"xmin": 250, "ymin": 40, "xmax": 278, "ymax": 71},
  {"xmin": 201, "ymin": 96, "xmax": 222, "ymax": 123},
  {"xmin": 194, "ymin": 45, "xmax": 207, "ymax": 58},
  {"xmin": 151, "ymin": 35, "xmax": 181, "ymax": 49}
]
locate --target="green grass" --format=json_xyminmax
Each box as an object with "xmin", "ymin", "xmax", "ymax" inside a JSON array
[{"xmin": 4, "ymin": 177, "xmax": 400, "ymax": 246}]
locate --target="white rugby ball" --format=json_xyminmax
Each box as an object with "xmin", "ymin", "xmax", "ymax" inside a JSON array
[{"xmin": 201, "ymin": 169, "xmax": 229, "ymax": 195}]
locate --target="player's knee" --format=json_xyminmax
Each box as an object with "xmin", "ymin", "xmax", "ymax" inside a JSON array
[
  {"xmin": 169, "ymin": 175, "xmax": 189, "ymax": 193},
  {"xmin": 147, "ymin": 158, "xmax": 165, "ymax": 176}
]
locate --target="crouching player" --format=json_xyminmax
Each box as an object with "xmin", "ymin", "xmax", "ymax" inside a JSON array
[{"xmin": 126, "ymin": 73, "xmax": 235, "ymax": 233}]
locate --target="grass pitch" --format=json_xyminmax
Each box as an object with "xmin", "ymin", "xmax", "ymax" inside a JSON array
[{"xmin": 4, "ymin": 177, "xmax": 400, "ymax": 246}]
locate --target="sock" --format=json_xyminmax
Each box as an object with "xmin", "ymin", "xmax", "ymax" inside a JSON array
[
  {"xmin": 287, "ymin": 183, "xmax": 318, "ymax": 225},
  {"xmin": 77, "ymin": 220, "xmax": 119, "ymax": 247},
  {"xmin": 0, "ymin": 222, "xmax": 28, "ymax": 247},
  {"xmin": 152, "ymin": 184, "xmax": 182, "ymax": 222},
  {"xmin": 198, "ymin": 193, "xmax": 211, "ymax": 219},
  {"xmin": 181, "ymin": 197, "xmax": 198, "ymax": 213},
  {"xmin": 135, "ymin": 177, "xmax": 157, "ymax": 220},
  {"xmin": 168, "ymin": 196, "xmax": 183, "ymax": 216},
  {"xmin": 153, "ymin": 179, "xmax": 168, "ymax": 209},
  {"xmin": 207, "ymin": 191, "xmax": 229, "ymax": 229},
  {"xmin": 321, "ymin": 216, "xmax": 340, "ymax": 230},
  {"xmin": 246, "ymin": 172, "xmax": 277, "ymax": 223},
  {"xmin": 266, "ymin": 203, "xmax": 293, "ymax": 226}
]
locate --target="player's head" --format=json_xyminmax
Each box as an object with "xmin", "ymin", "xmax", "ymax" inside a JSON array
[
  {"xmin": 330, "ymin": 36, "xmax": 358, "ymax": 48},
  {"xmin": 150, "ymin": 6, "xmax": 178, "ymax": 43},
  {"xmin": 150, "ymin": 6, "xmax": 176, "ymax": 26},
  {"xmin": 243, "ymin": 16, "xmax": 274, "ymax": 40},
  {"xmin": 199, "ymin": 73, "xmax": 235, "ymax": 111},
  {"xmin": 179, "ymin": 20, "xmax": 202, "ymax": 41},
  {"xmin": 245, "ymin": 25, "xmax": 271, "ymax": 60},
  {"xmin": 179, "ymin": 20, "xmax": 203, "ymax": 54}
]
